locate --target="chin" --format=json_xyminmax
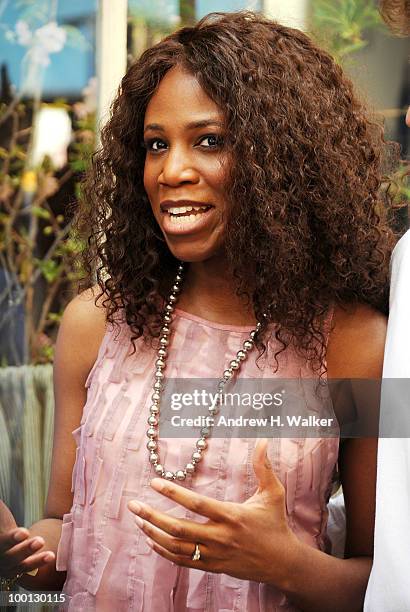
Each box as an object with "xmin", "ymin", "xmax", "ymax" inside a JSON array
[{"xmin": 165, "ymin": 240, "xmax": 223, "ymax": 263}]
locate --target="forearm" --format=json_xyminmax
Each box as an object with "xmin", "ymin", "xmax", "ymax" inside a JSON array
[
  {"xmin": 276, "ymin": 539, "xmax": 371, "ymax": 612},
  {"xmin": 17, "ymin": 519, "xmax": 65, "ymax": 591}
]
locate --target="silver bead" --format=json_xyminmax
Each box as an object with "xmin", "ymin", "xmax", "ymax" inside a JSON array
[
  {"xmin": 229, "ymin": 359, "xmax": 240, "ymax": 370},
  {"xmin": 150, "ymin": 404, "xmax": 160, "ymax": 414},
  {"xmin": 158, "ymin": 348, "xmax": 167, "ymax": 358},
  {"xmin": 154, "ymin": 464, "xmax": 164, "ymax": 475},
  {"xmin": 236, "ymin": 350, "xmax": 247, "ymax": 361},
  {"xmin": 185, "ymin": 462, "xmax": 195, "ymax": 474},
  {"xmin": 147, "ymin": 439, "xmax": 157, "ymax": 451},
  {"xmin": 159, "ymin": 337, "xmax": 168, "ymax": 346},
  {"xmin": 172, "ymin": 284, "xmax": 180, "ymax": 293},
  {"xmin": 154, "ymin": 381, "xmax": 162, "ymax": 390},
  {"xmin": 161, "ymin": 327, "xmax": 170, "ymax": 335},
  {"xmin": 196, "ymin": 438, "xmax": 207, "ymax": 450},
  {"xmin": 155, "ymin": 370, "xmax": 164, "ymax": 379},
  {"xmin": 149, "ymin": 452, "xmax": 158, "ymax": 463},
  {"xmin": 152, "ymin": 392, "xmax": 160, "ymax": 402},
  {"xmin": 169, "ymin": 294, "xmax": 177, "ymax": 303},
  {"xmin": 176, "ymin": 470, "xmax": 186, "ymax": 481},
  {"xmin": 165, "ymin": 471, "xmax": 174, "ymax": 480},
  {"xmin": 165, "ymin": 304, "xmax": 174, "ymax": 313},
  {"xmin": 223, "ymin": 369, "xmax": 233, "ymax": 380},
  {"xmin": 155, "ymin": 359, "xmax": 165, "ymax": 368},
  {"xmin": 176, "ymin": 274, "xmax": 182, "ymax": 282},
  {"xmin": 243, "ymin": 340, "xmax": 254, "ymax": 351},
  {"xmin": 250, "ymin": 330, "xmax": 257, "ymax": 339},
  {"xmin": 192, "ymin": 451, "xmax": 202, "ymax": 462},
  {"xmin": 200, "ymin": 427, "xmax": 211, "ymax": 438},
  {"xmin": 148, "ymin": 415, "xmax": 158, "ymax": 426},
  {"xmin": 147, "ymin": 427, "xmax": 157, "ymax": 438},
  {"xmin": 209, "ymin": 406, "xmax": 219, "ymax": 415},
  {"xmin": 164, "ymin": 314, "xmax": 172, "ymax": 323}
]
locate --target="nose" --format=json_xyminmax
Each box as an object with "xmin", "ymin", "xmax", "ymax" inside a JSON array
[{"xmin": 158, "ymin": 146, "xmax": 199, "ymax": 187}]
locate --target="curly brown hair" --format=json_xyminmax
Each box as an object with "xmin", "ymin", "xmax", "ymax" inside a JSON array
[
  {"xmin": 380, "ymin": 0, "xmax": 410, "ymax": 36},
  {"xmin": 75, "ymin": 10, "xmax": 395, "ymax": 373}
]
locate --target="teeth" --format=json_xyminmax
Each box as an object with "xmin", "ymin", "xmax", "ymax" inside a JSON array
[
  {"xmin": 166, "ymin": 205, "xmax": 210, "ymax": 216},
  {"xmin": 169, "ymin": 214, "xmax": 198, "ymax": 223}
]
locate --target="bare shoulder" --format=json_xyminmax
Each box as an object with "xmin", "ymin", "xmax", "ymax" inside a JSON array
[
  {"xmin": 45, "ymin": 286, "xmax": 108, "ymax": 519},
  {"xmin": 327, "ymin": 303, "xmax": 387, "ymax": 378},
  {"xmin": 55, "ymin": 284, "xmax": 108, "ymax": 374}
]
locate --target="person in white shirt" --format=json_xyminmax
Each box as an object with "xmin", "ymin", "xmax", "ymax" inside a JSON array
[
  {"xmin": 364, "ymin": 2, "xmax": 410, "ymax": 608},
  {"xmin": 328, "ymin": 2, "xmax": 410, "ymax": 605},
  {"xmin": 364, "ymin": 228, "xmax": 410, "ymax": 610}
]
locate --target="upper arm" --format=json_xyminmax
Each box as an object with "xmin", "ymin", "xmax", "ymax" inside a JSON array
[
  {"xmin": 44, "ymin": 286, "xmax": 107, "ymax": 520},
  {"xmin": 327, "ymin": 303, "xmax": 387, "ymax": 558}
]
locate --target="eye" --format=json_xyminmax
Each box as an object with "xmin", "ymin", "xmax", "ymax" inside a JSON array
[
  {"xmin": 198, "ymin": 134, "xmax": 224, "ymax": 148},
  {"xmin": 143, "ymin": 138, "xmax": 167, "ymax": 152}
]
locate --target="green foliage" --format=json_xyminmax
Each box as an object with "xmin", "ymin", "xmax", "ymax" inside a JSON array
[
  {"xmin": 311, "ymin": 0, "xmax": 382, "ymax": 60},
  {"xmin": 1, "ymin": 99, "xmax": 95, "ymax": 365},
  {"xmin": 34, "ymin": 258, "xmax": 63, "ymax": 283},
  {"xmin": 31, "ymin": 206, "xmax": 51, "ymax": 220}
]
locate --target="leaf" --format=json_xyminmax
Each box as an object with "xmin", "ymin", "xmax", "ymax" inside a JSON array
[
  {"xmin": 47, "ymin": 312, "xmax": 63, "ymax": 324},
  {"xmin": 31, "ymin": 206, "xmax": 51, "ymax": 220},
  {"xmin": 35, "ymin": 259, "xmax": 62, "ymax": 283}
]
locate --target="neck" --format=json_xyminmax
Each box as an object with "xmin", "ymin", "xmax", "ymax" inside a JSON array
[{"xmin": 174, "ymin": 257, "xmax": 256, "ymax": 326}]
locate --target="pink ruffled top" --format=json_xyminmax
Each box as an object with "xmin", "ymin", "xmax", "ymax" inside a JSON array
[{"xmin": 56, "ymin": 307, "xmax": 338, "ymax": 611}]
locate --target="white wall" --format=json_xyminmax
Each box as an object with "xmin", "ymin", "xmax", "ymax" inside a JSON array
[
  {"xmin": 263, "ymin": 0, "xmax": 309, "ymax": 30},
  {"xmin": 96, "ymin": 0, "xmax": 128, "ymax": 131}
]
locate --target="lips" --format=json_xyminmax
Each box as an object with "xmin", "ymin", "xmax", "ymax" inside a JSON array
[{"xmin": 159, "ymin": 200, "xmax": 216, "ymax": 236}]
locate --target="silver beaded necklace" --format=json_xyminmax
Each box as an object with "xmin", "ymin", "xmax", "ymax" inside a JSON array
[{"xmin": 146, "ymin": 262, "xmax": 262, "ymax": 481}]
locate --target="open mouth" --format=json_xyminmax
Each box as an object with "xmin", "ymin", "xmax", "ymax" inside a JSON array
[
  {"xmin": 164, "ymin": 204, "xmax": 213, "ymax": 223},
  {"xmin": 160, "ymin": 203, "xmax": 216, "ymax": 235}
]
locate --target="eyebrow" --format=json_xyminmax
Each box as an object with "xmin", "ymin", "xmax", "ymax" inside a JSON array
[{"xmin": 143, "ymin": 119, "xmax": 224, "ymax": 133}]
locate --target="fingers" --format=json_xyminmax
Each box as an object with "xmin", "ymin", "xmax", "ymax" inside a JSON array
[
  {"xmin": 128, "ymin": 500, "xmax": 213, "ymax": 542},
  {"xmin": 1, "ymin": 550, "xmax": 55, "ymax": 579},
  {"xmin": 252, "ymin": 439, "xmax": 284, "ymax": 495},
  {"xmin": 145, "ymin": 538, "xmax": 214, "ymax": 572},
  {"xmin": 0, "ymin": 528, "xmax": 30, "ymax": 554},
  {"xmin": 135, "ymin": 517, "xmax": 209, "ymax": 559},
  {"xmin": 149, "ymin": 478, "xmax": 230, "ymax": 521},
  {"xmin": 0, "ymin": 530, "xmax": 55, "ymax": 579}
]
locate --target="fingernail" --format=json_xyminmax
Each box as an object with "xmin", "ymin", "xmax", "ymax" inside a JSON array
[
  {"xmin": 14, "ymin": 530, "xmax": 27, "ymax": 542},
  {"xmin": 150, "ymin": 478, "xmax": 164, "ymax": 491},
  {"xmin": 135, "ymin": 516, "xmax": 144, "ymax": 528},
  {"xmin": 44, "ymin": 553, "xmax": 54, "ymax": 562},
  {"xmin": 128, "ymin": 501, "xmax": 141, "ymax": 513},
  {"xmin": 31, "ymin": 538, "xmax": 43, "ymax": 550}
]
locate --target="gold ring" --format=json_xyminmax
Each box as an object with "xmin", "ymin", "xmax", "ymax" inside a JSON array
[{"xmin": 191, "ymin": 543, "xmax": 201, "ymax": 561}]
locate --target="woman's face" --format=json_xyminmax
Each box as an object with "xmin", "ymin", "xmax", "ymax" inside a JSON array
[{"xmin": 143, "ymin": 65, "xmax": 229, "ymax": 263}]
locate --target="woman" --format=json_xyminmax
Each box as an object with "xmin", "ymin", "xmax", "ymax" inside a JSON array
[{"xmin": 0, "ymin": 11, "xmax": 392, "ymax": 611}]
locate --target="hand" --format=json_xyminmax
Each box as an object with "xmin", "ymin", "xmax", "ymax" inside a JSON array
[
  {"xmin": 127, "ymin": 440, "xmax": 301, "ymax": 587},
  {"xmin": 0, "ymin": 500, "xmax": 55, "ymax": 579}
]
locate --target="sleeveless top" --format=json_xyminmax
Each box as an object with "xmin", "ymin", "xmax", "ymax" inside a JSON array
[{"xmin": 56, "ymin": 307, "xmax": 339, "ymax": 612}]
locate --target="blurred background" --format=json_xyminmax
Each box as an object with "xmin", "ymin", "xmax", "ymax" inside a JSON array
[{"xmin": 0, "ymin": 0, "xmax": 408, "ymax": 543}]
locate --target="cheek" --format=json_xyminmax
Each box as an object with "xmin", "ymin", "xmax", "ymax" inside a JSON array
[
  {"xmin": 206, "ymin": 158, "xmax": 229, "ymax": 195},
  {"xmin": 143, "ymin": 163, "xmax": 152, "ymax": 194}
]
